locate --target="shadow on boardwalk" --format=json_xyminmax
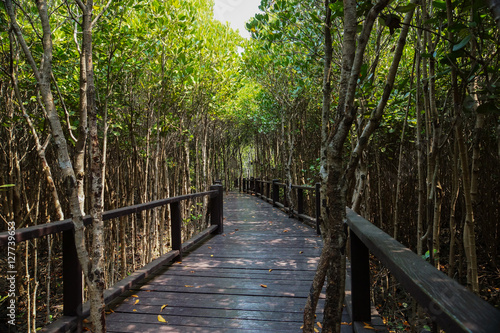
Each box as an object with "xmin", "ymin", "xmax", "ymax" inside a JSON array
[{"xmin": 106, "ymin": 192, "xmax": 353, "ymax": 332}]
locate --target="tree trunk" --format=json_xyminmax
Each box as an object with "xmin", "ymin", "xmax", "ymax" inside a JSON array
[{"xmin": 445, "ymin": 0, "xmax": 479, "ymax": 293}]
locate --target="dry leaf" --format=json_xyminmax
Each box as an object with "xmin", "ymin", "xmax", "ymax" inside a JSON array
[
  {"xmin": 190, "ymin": 270, "xmax": 195, "ymax": 273},
  {"xmin": 363, "ymin": 322, "xmax": 374, "ymax": 329},
  {"xmin": 134, "ymin": 299, "xmax": 139, "ymax": 305},
  {"xmin": 317, "ymin": 322, "xmax": 322, "ymax": 328},
  {"xmin": 83, "ymin": 319, "xmax": 90, "ymax": 323},
  {"xmin": 299, "ymin": 251, "xmax": 304, "ymax": 254},
  {"xmin": 210, "ymin": 255, "xmax": 214, "ymax": 257},
  {"xmin": 158, "ymin": 315, "xmax": 167, "ymax": 323},
  {"xmin": 132, "ymin": 309, "xmax": 137, "ymax": 312},
  {"xmin": 160, "ymin": 304, "xmax": 168, "ymax": 311},
  {"xmin": 341, "ymin": 322, "xmax": 352, "ymax": 325},
  {"xmin": 300, "ymin": 325, "xmax": 304, "ymax": 329},
  {"xmin": 314, "ymin": 328, "xmax": 319, "ymax": 332},
  {"xmin": 185, "ymin": 285, "xmax": 194, "ymax": 288},
  {"xmin": 131, "ymin": 295, "xmax": 139, "ymax": 298},
  {"xmin": 260, "ymin": 284, "xmax": 267, "ymax": 288},
  {"xmin": 268, "ymin": 269, "xmax": 273, "ymax": 272},
  {"xmin": 283, "ymin": 230, "xmax": 289, "ymax": 232}
]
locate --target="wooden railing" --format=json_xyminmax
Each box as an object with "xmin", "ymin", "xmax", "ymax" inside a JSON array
[
  {"xmin": 242, "ymin": 178, "xmax": 500, "ymax": 333},
  {"xmin": 242, "ymin": 177, "xmax": 321, "ymax": 234},
  {"xmin": 0, "ymin": 184, "xmax": 224, "ymax": 333}
]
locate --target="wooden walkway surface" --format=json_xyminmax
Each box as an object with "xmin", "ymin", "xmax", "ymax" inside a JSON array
[{"xmin": 106, "ymin": 192, "xmax": 353, "ymax": 332}]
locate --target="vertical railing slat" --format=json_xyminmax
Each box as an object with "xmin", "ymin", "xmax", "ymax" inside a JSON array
[
  {"xmin": 350, "ymin": 229, "xmax": 371, "ymax": 322},
  {"xmin": 315, "ymin": 182, "xmax": 321, "ymax": 235},
  {"xmin": 63, "ymin": 229, "xmax": 83, "ymax": 332},
  {"xmin": 170, "ymin": 202, "xmax": 182, "ymax": 261}
]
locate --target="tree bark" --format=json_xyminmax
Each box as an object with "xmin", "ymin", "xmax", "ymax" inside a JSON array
[{"xmin": 487, "ymin": 0, "xmax": 500, "ymax": 30}]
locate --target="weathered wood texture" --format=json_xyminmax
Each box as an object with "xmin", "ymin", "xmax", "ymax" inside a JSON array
[
  {"xmin": 347, "ymin": 208, "xmax": 500, "ymax": 333},
  {"xmin": 106, "ymin": 192, "xmax": 354, "ymax": 332}
]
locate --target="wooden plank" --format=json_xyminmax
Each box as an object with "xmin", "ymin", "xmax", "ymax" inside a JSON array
[
  {"xmin": 347, "ymin": 208, "xmax": 500, "ymax": 333},
  {"xmin": 118, "ymin": 291, "xmax": 323, "ymax": 309}
]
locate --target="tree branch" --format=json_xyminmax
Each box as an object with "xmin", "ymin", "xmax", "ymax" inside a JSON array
[
  {"xmin": 5, "ymin": 0, "xmax": 42, "ymax": 83},
  {"xmin": 92, "ymin": 0, "xmax": 113, "ymax": 27}
]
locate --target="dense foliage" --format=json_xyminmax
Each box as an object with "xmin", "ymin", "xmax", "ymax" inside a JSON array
[{"xmin": 1, "ymin": 0, "xmax": 499, "ymax": 331}]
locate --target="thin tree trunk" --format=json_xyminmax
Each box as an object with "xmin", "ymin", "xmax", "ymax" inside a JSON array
[
  {"xmin": 393, "ymin": 55, "xmax": 415, "ymax": 239},
  {"xmin": 445, "ymin": 0, "xmax": 479, "ymax": 293},
  {"xmin": 415, "ymin": 16, "xmax": 425, "ymax": 256},
  {"xmin": 448, "ymin": 141, "xmax": 459, "ymax": 278}
]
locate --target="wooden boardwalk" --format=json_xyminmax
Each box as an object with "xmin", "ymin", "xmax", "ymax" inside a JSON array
[{"xmin": 106, "ymin": 192, "xmax": 353, "ymax": 332}]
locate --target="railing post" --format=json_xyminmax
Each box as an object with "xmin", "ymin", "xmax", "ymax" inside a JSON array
[
  {"xmin": 210, "ymin": 184, "xmax": 224, "ymax": 234},
  {"xmin": 297, "ymin": 188, "xmax": 304, "ymax": 217},
  {"xmin": 284, "ymin": 183, "xmax": 288, "ymax": 208},
  {"xmin": 272, "ymin": 179, "xmax": 279, "ymax": 206},
  {"xmin": 170, "ymin": 202, "xmax": 182, "ymax": 261},
  {"xmin": 63, "ymin": 229, "xmax": 82, "ymax": 332},
  {"xmin": 243, "ymin": 178, "xmax": 246, "ymax": 193},
  {"xmin": 315, "ymin": 182, "xmax": 321, "ymax": 235},
  {"xmin": 256, "ymin": 178, "xmax": 261, "ymax": 197},
  {"xmin": 350, "ymin": 229, "xmax": 371, "ymax": 322}
]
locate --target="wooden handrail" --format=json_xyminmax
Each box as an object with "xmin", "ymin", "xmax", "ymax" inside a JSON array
[
  {"xmin": 1, "ymin": 186, "xmax": 223, "ymax": 333},
  {"xmin": 347, "ymin": 208, "xmax": 500, "ymax": 333},
  {"xmin": 0, "ymin": 190, "xmax": 217, "ymax": 246}
]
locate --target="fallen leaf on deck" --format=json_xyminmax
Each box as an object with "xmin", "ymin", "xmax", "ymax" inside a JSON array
[
  {"xmin": 134, "ymin": 299, "xmax": 139, "ymax": 305},
  {"xmin": 317, "ymin": 322, "xmax": 322, "ymax": 328},
  {"xmin": 83, "ymin": 319, "xmax": 90, "ymax": 323},
  {"xmin": 314, "ymin": 328, "xmax": 319, "ymax": 332},
  {"xmin": 158, "ymin": 315, "xmax": 167, "ymax": 323},
  {"xmin": 363, "ymin": 322, "xmax": 374, "ymax": 329},
  {"xmin": 260, "ymin": 284, "xmax": 267, "ymax": 288},
  {"xmin": 211, "ymin": 255, "xmax": 214, "ymax": 257},
  {"xmin": 341, "ymin": 322, "xmax": 352, "ymax": 325},
  {"xmin": 283, "ymin": 230, "xmax": 289, "ymax": 232},
  {"xmin": 190, "ymin": 271, "xmax": 195, "ymax": 273},
  {"xmin": 161, "ymin": 304, "xmax": 168, "ymax": 311},
  {"xmin": 185, "ymin": 285, "xmax": 193, "ymax": 287},
  {"xmin": 132, "ymin": 309, "xmax": 137, "ymax": 312},
  {"xmin": 131, "ymin": 295, "xmax": 138, "ymax": 298},
  {"xmin": 299, "ymin": 251, "xmax": 304, "ymax": 254},
  {"xmin": 269, "ymin": 269, "xmax": 273, "ymax": 272}
]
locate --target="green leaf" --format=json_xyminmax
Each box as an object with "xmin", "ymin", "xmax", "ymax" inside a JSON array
[
  {"xmin": 452, "ymin": 35, "xmax": 472, "ymax": 51},
  {"xmin": 394, "ymin": 3, "xmax": 418, "ymax": 12},
  {"xmin": 0, "ymin": 184, "xmax": 15, "ymax": 191},
  {"xmin": 433, "ymin": 0, "xmax": 447, "ymax": 10},
  {"xmin": 309, "ymin": 12, "xmax": 322, "ymax": 24}
]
